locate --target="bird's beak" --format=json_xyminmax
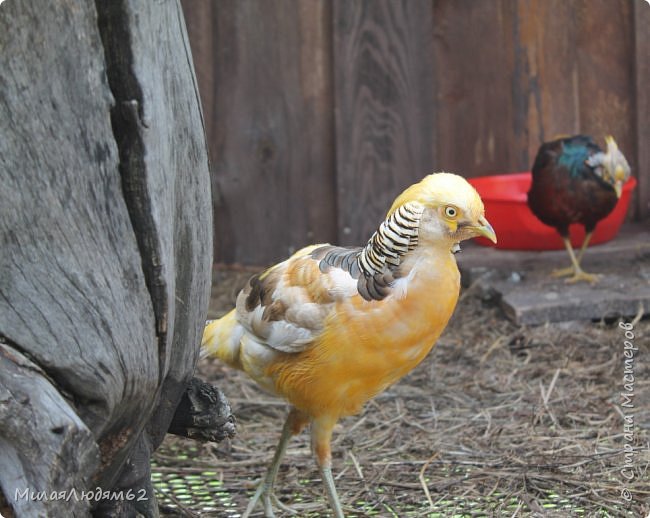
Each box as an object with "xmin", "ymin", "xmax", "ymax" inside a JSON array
[
  {"xmin": 614, "ymin": 181, "xmax": 623, "ymax": 199},
  {"xmin": 614, "ymin": 165, "xmax": 625, "ymax": 198},
  {"xmin": 470, "ymin": 215, "xmax": 497, "ymax": 243}
]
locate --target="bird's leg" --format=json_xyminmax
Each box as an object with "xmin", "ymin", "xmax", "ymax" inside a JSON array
[
  {"xmin": 575, "ymin": 231, "xmax": 593, "ymax": 264},
  {"xmin": 243, "ymin": 408, "xmax": 309, "ymax": 518},
  {"xmin": 550, "ymin": 235, "xmax": 577, "ymax": 278},
  {"xmin": 312, "ymin": 416, "xmax": 344, "ymax": 518},
  {"xmin": 557, "ymin": 235, "xmax": 599, "ymax": 284},
  {"xmin": 552, "ymin": 232, "xmax": 599, "ymax": 280}
]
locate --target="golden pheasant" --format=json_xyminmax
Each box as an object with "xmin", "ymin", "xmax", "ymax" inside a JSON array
[{"xmin": 202, "ymin": 173, "xmax": 496, "ymax": 517}]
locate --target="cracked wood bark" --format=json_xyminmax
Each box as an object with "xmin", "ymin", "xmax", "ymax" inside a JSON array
[{"xmin": 0, "ymin": 1, "xmax": 225, "ymax": 517}]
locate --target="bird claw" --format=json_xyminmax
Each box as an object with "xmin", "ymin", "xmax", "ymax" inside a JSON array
[
  {"xmin": 242, "ymin": 481, "xmax": 297, "ymax": 518},
  {"xmin": 565, "ymin": 271, "xmax": 600, "ymax": 284},
  {"xmin": 242, "ymin": 480, "xmax": 273, "ymax": 518},
  {"xmin": 271, "ymin": 494, "xmax": 298, "ymax": 515},
  {"xmin": 551, "ymin": 266, "xmax": 575, "ymax": 278}
]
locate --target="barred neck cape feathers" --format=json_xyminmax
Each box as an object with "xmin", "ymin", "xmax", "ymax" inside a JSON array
[
  {"xmin": 312, "ymin": 202, "xmax": 425, "ymax": 301},
  {"xmin": 359, "ymin": 202, "xmax": 424, "ymax": 274}
]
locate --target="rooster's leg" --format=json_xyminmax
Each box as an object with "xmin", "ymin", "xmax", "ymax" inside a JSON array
[
  {"xmin": 557, "ymin": 236, "xmax": 599, "ymax": 284},
  {"xmin": 312, "ymin": 416, "xmax": 344, "ymax": 518},
  {"xmin": 243, "ymin": 408, "xmax": 308, "ymax": 518},
  {"xmin": 575, "ymin": 231, "xmax": 593, "ymax": 264},
  {"xmin": 551, "ymin": 236, "xmax": 578, "ymax": 277}
]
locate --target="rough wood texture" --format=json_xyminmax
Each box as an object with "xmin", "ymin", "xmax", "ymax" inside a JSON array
[
  {"xmin": 333, "ymin": 0, "xmax": 436, "ymax": 246},
  {"xmin": 182, "ymin": 0, "xmax": 648, "ymax": 265},
  {"xmin": 183, "ymin": 0, "xmax": 337, "ymax": 266},
  {"xmin": 434, "ymin": 0, "xmax": 641, "ymax": 221},
  {"xmin": 0, "ymin": 0, "xmax": 213, "ymax": 516},
  {"xmin": 433, "ymin": 0, "xmax": 637, "ymax": 179},
  {"xmin": 0, "ymin": 342, "xmax": 99, "ymax": 518},
  {"xmin": 457, "ymin": 224, "xmax": 650, "ymax": 325},
  {"xmin": 433, "ymin": 0, "xmax": 520, "ymax": 175},
  {"xmin": 574, "ymin": 0, "xmax": 635, "ymax": 144},
  {"xmin": 576, "ymin": 0, "xmax": 636, "ymax": 215},
  {"xmin": 499, "ymin": 274, "xmax": 649, "ymax": 325},
  {"xmin": 634, "ymin": 0, "xmax": 650, "ymax": 220}
]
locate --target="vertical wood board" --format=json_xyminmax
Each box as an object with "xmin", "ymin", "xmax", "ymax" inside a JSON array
[
  {"xmin": 575, "ymin": 0, "xmax": 637, "ymax": 216},
  {"xmin": 633, "ymin": 0, "xmax": 650, "ymax": 219},
  {"xmin": 512, "ymin": 0, "xmax": 581, "ymax": 161},
  {"xmin": 181, "ymin": 0, "xmax": 649, "ymax": 265},
  {"xmin": 183, "ymin": 0, "xmax": 337, "ymax": 265},
  {"xmin": 333, "ymin": 0, "xmax": 436, "ymax": 246},
  {"xmin": 433, "ymin": 0, "xmax": 519, "ymax": 176}
]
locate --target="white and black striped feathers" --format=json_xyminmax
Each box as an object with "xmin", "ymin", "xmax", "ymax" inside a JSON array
[{"xmin": 312, "ymin": 202, "xmax": 425, "ymax": 301}]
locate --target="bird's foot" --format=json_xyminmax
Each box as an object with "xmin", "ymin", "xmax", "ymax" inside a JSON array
[
  {"xmin": 242, "ymin": 480, "xmax": 273, "ymax": 518},
  {"xmin": 565, "ymin": 270, "xmax": 600, "ymax": 284},
  {"xmin": 242, "ymin": 481, "xmax": 297, "ymax": 518},
  {"xmin": 551, "ymin": 266, "xmax": 575, "ymax": 278},
  {"xmin": 270, "ymin": 494, "xmax": 298, "ymax": 516}
]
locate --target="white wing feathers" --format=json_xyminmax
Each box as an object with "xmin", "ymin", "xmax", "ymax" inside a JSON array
[{"xmin": 235, "ymin": 250, "xmax": 357, "ymax": 354}]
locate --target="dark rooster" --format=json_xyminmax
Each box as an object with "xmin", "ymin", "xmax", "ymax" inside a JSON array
[{"xmin": 528, "ymin": 135, "xmax": 631, "ymax": 283}]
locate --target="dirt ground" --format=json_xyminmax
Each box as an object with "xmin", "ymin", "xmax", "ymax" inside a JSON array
[{"xmin": 153, "ymin": 267, "xmax": 649, "ymax": 517}]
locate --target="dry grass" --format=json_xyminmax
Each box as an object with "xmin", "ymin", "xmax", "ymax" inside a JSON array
[{"xmin": 153, "ymin": 267, "xmax": 649, "ymax": 517}]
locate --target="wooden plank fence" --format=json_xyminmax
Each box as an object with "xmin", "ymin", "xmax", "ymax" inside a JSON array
[{"xmin": 181, "ymin": 0, "xmax": 649, "ymax": 266}]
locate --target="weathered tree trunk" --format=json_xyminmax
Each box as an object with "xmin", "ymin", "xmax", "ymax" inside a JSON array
[{"xmin": 0, "ymin": 1, "xmax": 229, "ymax": 516}]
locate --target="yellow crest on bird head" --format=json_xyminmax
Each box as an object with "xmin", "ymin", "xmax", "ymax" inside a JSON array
[{"xmin": 387, "ymin": 172, "xmax": 485, "ymax": 219}]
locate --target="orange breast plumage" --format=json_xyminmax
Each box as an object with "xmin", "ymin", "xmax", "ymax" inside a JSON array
[{"xmin": 266, "ymin": 249, "xmax": 460, "ymax": 419}]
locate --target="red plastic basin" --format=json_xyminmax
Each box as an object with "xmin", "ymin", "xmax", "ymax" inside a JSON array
[{"xmin": 468, "ymin": 172, "xmax": 637, "ymax": 250}]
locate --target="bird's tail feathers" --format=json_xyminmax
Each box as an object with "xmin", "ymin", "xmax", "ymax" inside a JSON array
[{"xmin": 200, "ymin": 310, "xmax": 244, "ymax": 369}]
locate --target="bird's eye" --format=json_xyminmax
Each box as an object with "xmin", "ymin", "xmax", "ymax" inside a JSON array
[{"xmin": 444, "ymin": 206, "xmax": 458, "ymax": 218}]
